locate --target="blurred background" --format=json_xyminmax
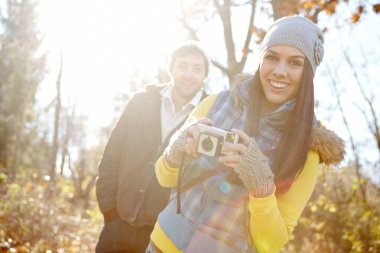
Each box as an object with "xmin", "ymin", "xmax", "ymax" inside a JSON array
[{"xmin": 0, "ymin": 0, "xmax": 379, "ymax": 252}]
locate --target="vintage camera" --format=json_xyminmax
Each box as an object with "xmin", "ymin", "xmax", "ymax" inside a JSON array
[{"xmin": 197, "ymin": 124, "xmax": 240, "ymax": 157}]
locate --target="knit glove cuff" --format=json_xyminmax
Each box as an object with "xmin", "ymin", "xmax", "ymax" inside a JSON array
[
  {"xmin": 233, "ymin": 139, "xmax": 274, "ymax": 191},
  {"xmin": 164, "ymin": 127, "xmax": 188, "ymax": 167}
]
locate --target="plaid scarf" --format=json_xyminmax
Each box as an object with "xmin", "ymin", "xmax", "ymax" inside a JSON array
[{"xmin": 209, "ymin": 76, "xmax": 295, "ymax": 164}]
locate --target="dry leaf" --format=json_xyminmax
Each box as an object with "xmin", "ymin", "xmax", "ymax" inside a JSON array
[
  {"xmin": 373, "ymin": 4, "xmax": 380, "ymax": 13},
  {"xmin": 302, "ymin": 1, "xmax": 314, "ymax": 10},
  {"xmin": 325, "ymin": 2, "xmax": 337, "ymax": 15},
  {"xmin": 351, "ymin": 12, "xmax": 361, "ymax": 23},
  {"xmin": 358, "ymin": 5, "xmax": 364, "ymax": 14}
]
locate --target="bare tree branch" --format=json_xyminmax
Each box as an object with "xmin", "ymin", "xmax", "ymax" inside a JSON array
[
  {"xmin": 231, "ymin": 0, "xmax": 251, "ymax": 7},
  {"xmin": 66, "ymin": 152, "xmax": 81, "ymax": 197},
  {"xmin": 210, "ymin": 58, "xmax": 229, "ymax": 74},
  {"xmin": 271, "ymin": 0, "xmax": 299, "ymax": 20},
  {"xmin": 352, "ymin": 102, "xmax": 374, "ymax": 136},
  {"xmin": 239, "ymin": 0, "xmax": 257, "ymax": 71},
  {"xmin": 50, "ymin": 41, "xmax": 63, "ymax": 184},
  {"xmin": 326, "ymin": 64, "xmax": 360, "ymax": 170},
  {"xmin": 176, "ymin": 17, "xmax": 199, "ymax": 40},
  {"xmin": 341, "ymin": 47, "xmax": 380, "ymax": 153},
  {"xmin": 326, "ymin": 62, "xmax": 372, "ymax": 214},
  {"xmin": 214, "ymin": 0, "xmax": 237, "ymax": 68},
  {"xmin": 177, "ymin": 0, "xmax": 200, "ymax": 40},
  {"xmin": 176, "ymin": 1, "xmax": 233, "ymax": 79}
]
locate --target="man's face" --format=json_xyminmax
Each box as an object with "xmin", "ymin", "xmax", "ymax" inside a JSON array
[{"xmin": 170, "ymin": 53, "xmax": 207, "ymax": 100}]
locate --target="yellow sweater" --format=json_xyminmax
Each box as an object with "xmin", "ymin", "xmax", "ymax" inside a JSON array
[{"xmin": 152, "ymin": 94, "xmax": 320, "ymax": 253}]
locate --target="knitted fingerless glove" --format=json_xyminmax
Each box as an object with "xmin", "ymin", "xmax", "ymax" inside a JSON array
[
  {"xmin": 233, "ymin": 139, "xmax": 274, "ymax": 192},
  {"xmin": 164, "ymin": 127, "xmax": 188, "ymax": 167}
]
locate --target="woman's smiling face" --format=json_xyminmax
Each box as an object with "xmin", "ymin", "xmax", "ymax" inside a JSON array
[{"xmin": 259, "ymin": 45, "xmax": 305, "ymax": 113}]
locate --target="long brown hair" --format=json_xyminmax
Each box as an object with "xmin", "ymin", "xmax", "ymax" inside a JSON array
[{"xmin": 246, "ymin": 60, "xmax": 315, "ymax": 192}]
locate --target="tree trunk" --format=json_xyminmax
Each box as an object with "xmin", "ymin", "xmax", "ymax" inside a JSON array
[{"xmin": 50, "ymin": 46, "xmax": 63, "ymax": 184}]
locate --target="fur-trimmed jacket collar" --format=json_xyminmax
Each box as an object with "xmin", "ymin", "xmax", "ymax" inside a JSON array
[
  {"xmin": 231, "ymin": 74, "xmax": 345, "ymax": 165},
  {"xmin": 310, "ymin": 123, "xmax": 345, "ymax": 165}
]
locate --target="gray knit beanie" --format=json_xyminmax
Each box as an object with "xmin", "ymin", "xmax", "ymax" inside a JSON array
[{"xmin": 260, "ymin": 15, "xmax": 324, "ymax": 75}]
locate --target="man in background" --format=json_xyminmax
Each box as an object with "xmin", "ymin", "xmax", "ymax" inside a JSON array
[{"xmin": 95, "ymin": 41, "xmax": 209, "ymax": 253}]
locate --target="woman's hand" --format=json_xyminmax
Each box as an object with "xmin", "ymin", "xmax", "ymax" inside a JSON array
[
  {"xmin": 219, "ymin": 129, "xmax": 275, "ymax": 197},
  {"xmin": 218, "ymin": 129, "xmax": 251, "ymax": 169},
  {"xmin": 164, "ymin": 118, "xmax": 212, "ymax": 167},
  {"xmin": 184, "ymin": 118, "xmax": 213, "ymax": 158}
]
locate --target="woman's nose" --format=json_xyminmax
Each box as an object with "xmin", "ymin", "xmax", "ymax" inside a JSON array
[{"xmin": 272, "ymin": 62, "xmax": 287, "ymax": 77}]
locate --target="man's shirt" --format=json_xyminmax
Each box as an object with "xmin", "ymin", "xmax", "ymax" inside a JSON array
[{"xmin": 160, "ymin": 85, "xmax": 203, "ymax": 143}]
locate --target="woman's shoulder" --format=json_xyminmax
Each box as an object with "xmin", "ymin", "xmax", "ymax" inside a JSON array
[
  {"xmin": 202, "ymin": 90, "xmax": 232, "ymax": 107},
  {"xmin": 200, "ymin": 93, "xmax": 219, "ymax": 106},
  {"xmin": 189, "ymin": 94, "xmax": 219, "ymax": 120},
  {"xmin": 309, "ymin": 122, "xmax": 345, "ymax": 165},
  {"xmin": 192, "ymin": 90, "xmax": 237, "ymax": 120}
]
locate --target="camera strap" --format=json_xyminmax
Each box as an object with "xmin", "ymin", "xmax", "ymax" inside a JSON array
[
  {"xmin": 176, "ymin": 159, "xmax": 231, "ymax": 214},
  {"xmin": 176, "ymin": 153, "xmax": 186, "ymax": 214}
]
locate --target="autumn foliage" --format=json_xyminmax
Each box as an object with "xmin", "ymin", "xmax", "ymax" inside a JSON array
[
  {"xmin": 282, "ymin": 166, "xmax": 380, "ymax": 253},
  {"xmin": 1, "ymin": 165, "xmax": 379, "ymax": 252},
  {"xmin": 0, "ymin": 0, "xmax": 379, "ymax": 252},
  {"xmin": 0, "ymin": 173, "xmax": 101, "ymax": 252}
]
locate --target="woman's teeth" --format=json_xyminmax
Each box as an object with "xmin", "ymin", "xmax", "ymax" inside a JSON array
[{"xmin": 270, "ymin": 81, "xmax": 289, "ymax": 89}]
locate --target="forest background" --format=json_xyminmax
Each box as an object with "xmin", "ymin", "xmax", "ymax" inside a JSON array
[{"xmin": 0, "ymin": 0, "xmax": 379, "ymax": 252}]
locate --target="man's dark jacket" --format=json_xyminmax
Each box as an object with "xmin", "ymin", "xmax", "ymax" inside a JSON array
[{"xmin": 96, "ymin": 84, "xmax": 206, "ymax": 227}]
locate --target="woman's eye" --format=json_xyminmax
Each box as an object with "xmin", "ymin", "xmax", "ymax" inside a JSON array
[
  {"xmin": 289, "ymin": 59, "xmax": 303, "ymax": 67},
  {"xmin": 265, "ymin": 55, "xmax": 278, "ymax": 61}
]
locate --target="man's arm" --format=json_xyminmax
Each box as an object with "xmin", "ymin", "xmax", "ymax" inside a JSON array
[{"xmin": 95, "ymin": 100, "xmax": 132, "ymax": 214}]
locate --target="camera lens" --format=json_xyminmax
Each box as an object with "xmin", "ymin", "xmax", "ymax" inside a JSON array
[
  {"xmin": 201, "ymin": 136, "xmax": 214, "ymax": 152},
  {"xmin": 226, "ymin": 133, "xmax": 235, "ymax": 143}
]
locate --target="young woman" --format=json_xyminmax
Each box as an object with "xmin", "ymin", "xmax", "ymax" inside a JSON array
[{"xmin": 147, "ymin": 16, "xmax": 345, "ymax": 253}]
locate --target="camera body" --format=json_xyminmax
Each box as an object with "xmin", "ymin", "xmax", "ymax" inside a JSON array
[{"xmin": 197, "ymin": 124, "xmax": 240, "ymax": 157}]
